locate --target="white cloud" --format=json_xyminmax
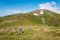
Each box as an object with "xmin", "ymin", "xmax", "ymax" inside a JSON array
[
  {"xmin": 0, "ymin": 9, "xmax": 22, "ymax": 16},
  {"xmin": 51, "ymin": 1, "xmax": 56, "ymax": 4},
  {"xmin": 5, "ymin": 9, "xmax": 22, "ymax": 14},
  {"xmin": 39, "ymin": 2, "xmax": 60, "ymax": 13}
]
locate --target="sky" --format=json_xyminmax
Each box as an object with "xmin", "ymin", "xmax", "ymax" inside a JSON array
[{"xmin": 0, "ymin": 0, "xmax": 60, "ymax": 17}]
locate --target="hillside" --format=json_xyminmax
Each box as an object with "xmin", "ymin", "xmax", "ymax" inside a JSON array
[{"xmin": 0, "ymin": 9, "xmax": 60, "ymax": 27}]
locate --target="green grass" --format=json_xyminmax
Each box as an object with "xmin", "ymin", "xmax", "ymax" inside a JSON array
[{"xmin": 0, "ymin": 25, "xmax": 60, "ymax": 40}]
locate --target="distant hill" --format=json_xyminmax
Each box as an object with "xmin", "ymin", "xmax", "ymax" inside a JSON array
[{"xmin": 0, "ymin": 9, "xmax": 60, "ymax": 27}]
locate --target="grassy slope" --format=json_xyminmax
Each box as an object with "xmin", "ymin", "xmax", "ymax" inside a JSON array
[
  {"xmin": 0, "ymin": 9, "xmax": 60, "ymax": 27},
  {"xmin": 43, "ymin": 10, "xmax": 60, "ymax": 26}
]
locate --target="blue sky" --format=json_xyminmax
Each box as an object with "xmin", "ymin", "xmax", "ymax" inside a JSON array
[{"xmin": 0, "ymin": 0, "xmax": 60, "ymax": 17}]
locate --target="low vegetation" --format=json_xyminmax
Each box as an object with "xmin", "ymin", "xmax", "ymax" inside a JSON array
[{"xmin": 0, "ymin": 25, "xmax": 60, "ymax": 40}]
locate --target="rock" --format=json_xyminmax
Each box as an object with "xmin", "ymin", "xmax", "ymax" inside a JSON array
[{"xmin": 18, "ymin": 27, "xmax": 23, "ymax": 34}]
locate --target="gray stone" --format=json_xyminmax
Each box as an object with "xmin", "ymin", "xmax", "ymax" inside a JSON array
[{"xmin": 18, "ymin": 27, "xmax": 23, "ymax": 34}]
